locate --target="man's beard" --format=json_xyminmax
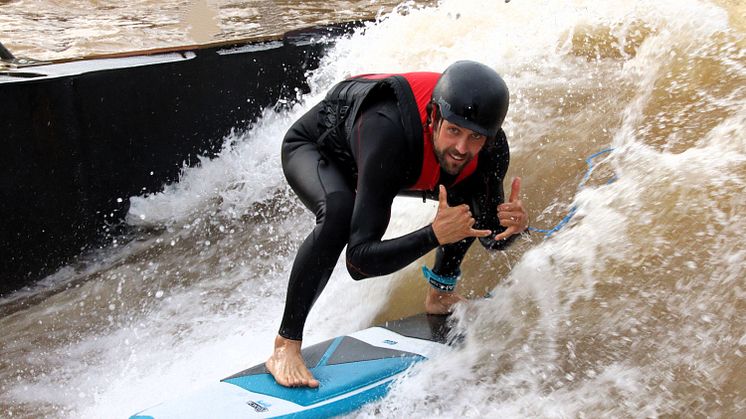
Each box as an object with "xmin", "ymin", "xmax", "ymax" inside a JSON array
[{"xmin": 434, "ymin": 145, "xmax": 472, "ymax": 175}]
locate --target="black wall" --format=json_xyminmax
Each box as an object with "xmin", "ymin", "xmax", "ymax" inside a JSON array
[{"xmin": 0, "ymin": 23, "xmax": 357, "ymax": 294}]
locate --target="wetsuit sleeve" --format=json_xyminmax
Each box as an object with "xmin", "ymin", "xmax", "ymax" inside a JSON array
[
  {"xmin": 450, "ymin": 129, "xmax": 519, "ymax": 250},
  {"xmin": 345, "ymin": 100, "xmax": 440, "ymax": 280}
]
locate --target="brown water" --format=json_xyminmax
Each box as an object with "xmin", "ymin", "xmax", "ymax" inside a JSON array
[
  {"xmin": 1, "ymin": 0, "xmax": 744, "ymax": 418},
  {"xmin": 0, "ymin": 0, "xmax": 419, "ymax": 61}
]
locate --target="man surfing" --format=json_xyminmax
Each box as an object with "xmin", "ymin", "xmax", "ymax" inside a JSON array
[{"xmin": 267, "ymin": 61, "xmax": 529, "ymax": 387}]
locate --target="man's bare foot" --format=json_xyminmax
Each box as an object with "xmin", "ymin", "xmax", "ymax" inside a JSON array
[
  {"xmin": 424, "ymin": 287, "xmax": 466, "ymax": 314},
  {"xmin": 266, "ymin": 335, "xmax": 320, "ymax": 388}
]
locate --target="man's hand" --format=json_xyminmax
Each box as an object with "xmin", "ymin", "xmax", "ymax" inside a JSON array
[
  {"xmin": 432, "ymin": 185, "xmax": 492, "ymax": 245},
  {"xmin": 495, "ymin": 177, "xmax": 529, "ymax": 241}
]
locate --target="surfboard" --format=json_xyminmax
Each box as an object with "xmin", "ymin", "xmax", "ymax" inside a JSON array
[{"xmin": 130, "ymin": 313, "xmax": 454, "ymax": 419}]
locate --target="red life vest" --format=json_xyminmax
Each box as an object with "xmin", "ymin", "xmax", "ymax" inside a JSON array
[{"xmin": 351, "ymin": 72, "xmax": 479, "ymax": 191}]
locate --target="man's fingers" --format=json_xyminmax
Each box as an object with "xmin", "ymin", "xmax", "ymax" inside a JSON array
[
  {"xmin": 470, "ymin": 228, "xmax": 492, "ymax": 237},
  {"xmin": 438, "ymin": 185, "xmax": 448, "ymax": 209},
  {"xmin": 499, "ymin": 213, "xmax": 525, "ymax": 229},
  {"xmin": 494, "ymin": 227, "xmax": 517, "ymax": 241},
  {"xmin": 493, "ymin": 177, "xmax": 526, "ymax": 241},
  {"xmin": 508, "ymin": 177, "xmax": 521, "ymax": 203},
  {"xmin": 498, "ymin": 210, "xmax": 522, "ymax": 221},
  {"xmin": 498, "ymin": 200, "xmax": 522, "ymax": 212}
]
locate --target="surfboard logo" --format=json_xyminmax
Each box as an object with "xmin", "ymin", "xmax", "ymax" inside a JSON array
[
  {"xmin": 383, "ymin": 339, "xmax": 398, "ymax": 345},
  {"xmin": 247, "ymin": 400, "xmax": 269, "ymax": 412}
]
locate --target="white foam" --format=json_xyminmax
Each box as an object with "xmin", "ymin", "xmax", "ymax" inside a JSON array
[{"xmin": 4, "ymin": 0, "xmax": 743, "ymax": 417}]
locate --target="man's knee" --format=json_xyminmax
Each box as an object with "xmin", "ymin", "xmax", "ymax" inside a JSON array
[{"xmin": 317, "ymin": 191, "xmax": 354, "ymax": 242}]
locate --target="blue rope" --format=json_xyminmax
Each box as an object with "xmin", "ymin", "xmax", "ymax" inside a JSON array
[{"xmin": 528, "ymin": 148, "xmax": 615, "ymax": 238}]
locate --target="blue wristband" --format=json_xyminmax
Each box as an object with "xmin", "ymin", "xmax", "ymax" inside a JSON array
[{"xmin": 422, "ymin": 266, "xmax": 461, "ymax": 292}]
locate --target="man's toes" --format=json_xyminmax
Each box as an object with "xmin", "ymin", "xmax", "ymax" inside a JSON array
[
  {"xmin": 288, "ymin": 372, "xmax": 302, "ymax": 387},
  {"xmin": 276, "ymin": 375, "xmax": 290, "ymax": 387},
  {"xmin": 303, "ymin": 373, "xmax": 318, "ymax": 388}
]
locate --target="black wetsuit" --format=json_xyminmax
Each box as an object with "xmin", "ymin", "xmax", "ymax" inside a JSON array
[{"xmin": 279, "ymin": 76, "xmax": 515, "ymax": 340}]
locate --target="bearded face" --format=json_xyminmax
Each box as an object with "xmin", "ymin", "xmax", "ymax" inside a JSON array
[{"xmin": 432, "ymin": 118, "xmax": 487, "ymax": 175}]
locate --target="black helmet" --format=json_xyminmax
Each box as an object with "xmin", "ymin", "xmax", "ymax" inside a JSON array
[{"xmin": 432, "ymin": 60, "xmax": 509, "ymax": 138}]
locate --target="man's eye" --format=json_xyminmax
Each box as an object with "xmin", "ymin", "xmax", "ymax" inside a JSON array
[
  {"xmin": 448, "ymin": 127, "xmax": 460, "ymax": 135},
  {"xmin": 470, "ymin": 133, "xmax": 484, "ymax": 140}
]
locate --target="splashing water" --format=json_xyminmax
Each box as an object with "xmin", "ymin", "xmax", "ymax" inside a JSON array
[{"xmin": 1, "ymin": 0, "xmax": 744, "ymax": 417}]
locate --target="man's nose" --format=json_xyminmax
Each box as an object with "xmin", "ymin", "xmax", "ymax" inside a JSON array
[{"xmin": 454, "ymin": 136, "xmax": 468, "ymax": 154}]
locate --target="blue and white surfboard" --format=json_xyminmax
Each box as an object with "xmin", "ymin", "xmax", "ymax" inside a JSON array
[{"xmin": 130, "ymin": 314, "xmax": 452, "ymax": 419}]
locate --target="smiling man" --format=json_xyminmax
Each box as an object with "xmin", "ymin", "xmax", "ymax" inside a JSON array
[{"xmin": 267, "ymin": 61, "xmax": 529, "ymax": 387}]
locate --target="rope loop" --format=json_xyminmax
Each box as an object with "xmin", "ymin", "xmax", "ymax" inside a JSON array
[{"xmin": 529, "ymin": 148, "xmax": 615, "ymax": 238}]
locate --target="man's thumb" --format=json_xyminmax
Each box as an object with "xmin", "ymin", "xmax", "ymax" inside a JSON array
[
  {"xmin": 509, "ymin": 177, "xmax": 521, "ymax": 202},
  {"xmin": 438, "ymin": 185, "xmax": 449, "ymax": 208}
]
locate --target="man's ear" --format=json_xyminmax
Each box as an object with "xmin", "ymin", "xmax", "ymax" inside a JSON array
[{"xmin": 428, "ymin": 103, "xmax": 440, "ymax": 130}]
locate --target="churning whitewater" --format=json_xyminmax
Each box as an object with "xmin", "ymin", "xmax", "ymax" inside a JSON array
[{"xmin": 1, "ymin": 0, "xmax": 744, "ymax": 417}]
